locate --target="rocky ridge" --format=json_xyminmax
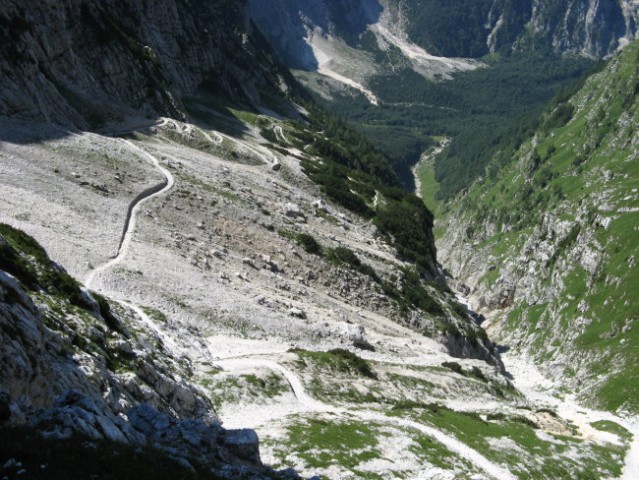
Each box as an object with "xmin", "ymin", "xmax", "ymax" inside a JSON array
[
  {"xmin": 509, "ymin": 0, "xmax": 639, "ymax": 57},
  {"xmin": 0, "ymin": 226, "xmax": 294, "ymax": 477}
]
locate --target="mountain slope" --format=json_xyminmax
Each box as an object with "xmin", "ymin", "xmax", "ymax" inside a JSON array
[
  {"xmin": 0, "ymin": 0, "xmax": 291, "ymax": 129},
  {"xmin": 437, "ymin": 38, "xmax": 639, "ymax": 414},
  {"xmin": 248, "ymin": 0, "xmax": 481, "ymax": 110},
  {"xmin": 0, "ymin": 223, "xmax": 290, "ymax": 478},
  {"xmin": 249, "ymin": 0, "xmax": 639, "ymax": 102},
  {"xmin": 403, "ymin": 0, "xmax": 639, "ymax": 58},
  {"xmin": 1, "ymin": 1, "xmax": 638, "ymax": 478}
]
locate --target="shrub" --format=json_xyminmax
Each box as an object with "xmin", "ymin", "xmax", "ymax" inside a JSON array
[
  {"xmin": 296, "ymin": 233, "xmax": 323, "ymax": 255},
  {"xmin": 441, "ymin": 361, "xmax": 464, "ymax": 375},
  {"xmin": 93, "ymin": 291, "xmax": 125, "ymax": 334},
  {"xmin": 469, "ymin": 366, "xmax": 488, "ymax": 382},
  {"xmin": 391, "ymin": 401, "xmax": 443, "ymax": 412},
  {"xmin": 326, "ymin": 246, "xmax": 361, "ymax": 266},
  {"xmin": 328, "ymin": 349, "xmax": 377, "ymax": 380},
  {"xmin": 260, "ymin": 126, "xmax": 278, "ymax": 143},
  {"xmin": 0, "ymin": 223, "xmax": 94, "ymax": 312},
  {"xmin": 326, "ymin": 246, "xmax": 380, "ymax": 281}
]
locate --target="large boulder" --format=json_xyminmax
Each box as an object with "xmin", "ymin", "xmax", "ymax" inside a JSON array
[{"xmin": 223, "ymin": 429, "xmax": 262, "ymax": 465}]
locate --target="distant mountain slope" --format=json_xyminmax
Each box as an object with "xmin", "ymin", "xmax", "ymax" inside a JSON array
[
  {"xmin": 248, "ymin": 0, "xmax": 633, "ymax": 198},
  {"xmin": 249, "ymin": 0, "xmax": 639, "ymax": 90},
  {"xmin": 248, "ymin": 0, "xmax": 481, "ymax": 107},
  {"xmin": 0, "ymin": 0, "xmax": 290, "ymax": 129},
  {"xmin": 438, "ymin": 39, "xmax": 639, "ymax": 413},
  {"xmin": 403, "ymin": 0, "xmax": 639, "ymax": 58}
]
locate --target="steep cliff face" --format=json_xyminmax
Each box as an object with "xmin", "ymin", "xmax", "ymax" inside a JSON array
[
  {"xmin": 250, "ymin": 0, "xmax": 639, "ymax": 66},
  {"xmin": 406, "ymin": 0, "xmax": 639, "ymax": 58},
  {"xmin": 438, "ymin": 40, "xmax": 639, "ymax": 413},
  {"xmin": 0, "ymin": 0, "xmax": 288, "ymax": 129},
  {"xmin": 509, "ymin": 0, "xmax": 639, "ymax": 57},
  {"xmin": 248, "ymin": 0, "xmax": 381, "ymax": 69}
]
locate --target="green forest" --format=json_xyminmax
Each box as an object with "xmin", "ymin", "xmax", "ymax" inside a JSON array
[
  {"xmin": 318, "ymin": 52, "xmax": 597, "ymax": 200},
  {"xmin": 289, "ymin": 104, "xmax": 439, "ymax": 275}
]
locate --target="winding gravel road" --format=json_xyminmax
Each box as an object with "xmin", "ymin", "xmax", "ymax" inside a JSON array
[
  {"xmin": 77, "ymin": 121, "xmax": 636, "ymax": 480},
  {"xmin": 85, "ymin": 138, "xmax": 174, "ymax": 290},
  {"xmin": 216, "ymin": 357, "xmax": 517, "ymax": 480}
]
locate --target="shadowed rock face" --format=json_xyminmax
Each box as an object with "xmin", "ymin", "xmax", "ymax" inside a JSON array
[
  {"xmin": 443, "ymin": 0, "xmax": 639, "ymax": 57},
  {"xmin": 0, "ymin": 0, "xmax": 286, "ymax": 129},
  {"xmin": 248, "ymin": 0, "xmax": 382, "ymax": 70}
]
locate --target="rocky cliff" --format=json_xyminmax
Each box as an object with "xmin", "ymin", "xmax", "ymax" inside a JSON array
[
  {"xmin": 438, "ymin": 39, "xmax": 639, "ymax": 413},
  {"xmin": 0, "ymin": 224, "xmax": 297, "ymax": 478},
  {"xmin": 0, "ymin": 0, "xmax": 290, "ymax": 129},
  {"xmin": 248, "ymin": 0, "xmax": 382, "ymax": 69},
  {"xmin": 507, "ymin": 0, "xmax": 639, "ymax": 57},
  {"xmin": 250, "ymin": 0, "xmax": 639, "ymax": 67},
  {"xmin": 402, "ymin": 0, "xmax": 639, "ymax": 58}
]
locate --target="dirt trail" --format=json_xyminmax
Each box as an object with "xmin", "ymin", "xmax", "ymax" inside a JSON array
[
  {"xmin": 273, "ymin": 125, "xmax": 289, "ymax": 144},
  {"xmin": 216, "ymin": 356, "xmax": 516, "ymax": 480},
  {"xmin": 85, "ymin": 138, "xmax": 174, "ymax": 290},
  {"xmin": 163, "ymin": 118, "xmax": 223, "ymax": 146},
  {"xmin": 216, "ymin": 358, "xmax": 330, "ymax": 413}
]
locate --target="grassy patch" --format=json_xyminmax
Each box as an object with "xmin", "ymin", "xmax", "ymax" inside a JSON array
[
  {"xmin": 416, "ymin": 148, "xmax": 442, "ymax": 215},
  {"xmin": 202, "ymin": 372, "xmax": 289, "ymax": 409},
  {"xmin": 269, "ymin": 416, "xmax": 381, "ymax": 473},
  {"xmin": 441, "ymin": 362, "xmax": 488, "ymax": 382},
  {"xmin": 590, "ymin": 421, "xmax": 633, "ymax": 442},
  {"xmin": 0, "ymin": 224, "xmax": 90, "ymax": 311},
  {"xmin": 292, "ymin": 348, "xmax": 378, "ymax": 380},
  {"xmin": 389, "ymin": 403, "xmax": 628, "ymax": 478},
  {"xmin": 141, "ymin": 306, "xmax": 168, "ymax": 324}
]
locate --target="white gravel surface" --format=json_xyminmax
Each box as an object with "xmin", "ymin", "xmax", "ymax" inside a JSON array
[{"xmin": 2, "ymin": 115, "xmax": 634, "ymax": 479}]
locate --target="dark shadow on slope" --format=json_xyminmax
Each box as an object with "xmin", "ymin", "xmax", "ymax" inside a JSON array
[
  {"xmin": 0, "ymin": 0, "xmax": 292, "ymax": 145},
  {"xmin": 248, "ymin": 0, "xmax": 383, "ymax": 71},
  {"xmin": 0, "ymin": 117, "xmax": 75, "ymax": 144}
]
